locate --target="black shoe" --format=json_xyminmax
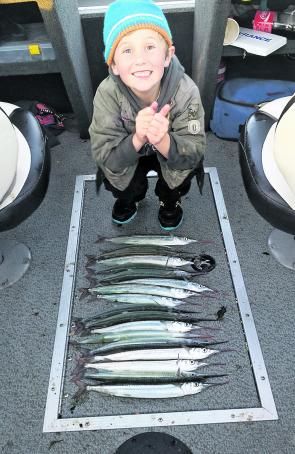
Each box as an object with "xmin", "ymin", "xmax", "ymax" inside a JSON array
[
  {"xmin": 158, "ymin": 200, "xmax": 183, "ymax": 230},
  {"xmin": 112, "ymin": 200, "xmax": 137, "ymax": 224}
]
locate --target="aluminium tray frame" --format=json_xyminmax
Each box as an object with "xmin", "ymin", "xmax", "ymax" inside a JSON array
[{"xmin": 43, "ymin": 168, "xmax": 278, "ymax": 432}]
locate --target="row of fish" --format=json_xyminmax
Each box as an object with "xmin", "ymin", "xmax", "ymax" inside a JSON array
[{"xmin": 71, "ymin": 234, "xmax": 230, "ymax": 400}]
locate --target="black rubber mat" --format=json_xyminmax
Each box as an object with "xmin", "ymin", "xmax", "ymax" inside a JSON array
[{"xmin": 115, "ymin": 432, "xmax": 193, "ymax": 454}]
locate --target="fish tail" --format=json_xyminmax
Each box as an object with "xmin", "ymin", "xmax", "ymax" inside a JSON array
[
  {"xmin": 70, "ymin": 360, "xmax": 85, "ymax": 379},
  {"xmin": 85, "ymin": 267, "xmax": 96, "ymax": 276},
  {"xmin": 95, "ymin": 235, "xmax": 106, "ymax": 244},
  {"xmin": 70, "ymin": 318, "xmax": 85, "ymax": 335},
  {"xmin": 80, "ymin": 328, "xmax": 92, "ymax": 337},
  {"xmin": 76, "ymin": 346, "xmax": 92, "ymax": 356},
  {"xmin": 85, "ymin": 256, "xmax": 97, "ymax": 267},
  {"xmin": 69, "ymin": 339, "xmax": 80, "ymax": 348},
  {"xmin": 78, "ymin": 287, "xmax": 90, "ymax": 300},
  {"xmin": 71, "ymin": 378, "xmax": 87, "ymax": 405},
  {"xmin": 85, "ymin": 276, "xmax": 98, "ymax": 288}
]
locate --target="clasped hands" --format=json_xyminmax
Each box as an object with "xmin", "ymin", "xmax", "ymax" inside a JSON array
[{"xmin": 134, "ymin": 101, "xmax": 170, "ymax": 148}]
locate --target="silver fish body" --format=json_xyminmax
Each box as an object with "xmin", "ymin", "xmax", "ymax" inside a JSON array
[
  {"xmin": 92, "ymin": 284, "xmax": 195, "ymax": 299},
  {"xmin": 84, "ymin": 310, "xmax": 204, "ymax": 330},
  {"xmin": 75, "ymin": 330, "xmax": 210, "ymax": 345},
  {"xmin": 119, "ymin": 278, "xmax": 213, "ymax": 293},
  {"xmin": 91, "ymin": 320, "xmax": 201, "ymax": 334},
  {"xmin": 88, "ymin": 339, "xmax": 218, "ymax": 355},
  {"xmin": 96, "ymin": 268, "xmax": 200, "ymax": 284},
  {"xmin": 97, "ymin": 294, "xmax": 193, "ymax": 307},
  {"xmin": 89, "ymin": 347, "xmax": 220, "ymax": 362},
  {"xmin": 82, "ymin": 305, "xmax": 193, "ymax": 324},
  {"xmin": 96, "ymin": 255, "xmax": 194, "ymax": 269},
  {"xmin": 84, "ymin": 359, "xmax": 208, "ymax": 373},
  {"xmin": 95, "ymin": 246, "xmax": 188, "ymax": 260},
  {"xmin": 97, "ymin": 234, "xmax": 198, "ymax": 247},
  {"xmin": 86, "ymin": 381, "xmax": 213, "ymax": 398}
]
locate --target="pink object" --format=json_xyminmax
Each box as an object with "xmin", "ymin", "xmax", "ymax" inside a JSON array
[
  {"xmin": 253, "ymin": 10, "xmax": 276, "ymax": 33},
  {"xmin": 35, "ymin": 102, "xmax": 64, "ymax": 129}
]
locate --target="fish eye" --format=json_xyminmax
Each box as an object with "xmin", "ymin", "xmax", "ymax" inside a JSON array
[
  {"xmin": 202, "ymin": 348, "xmax": 207, "ymax": 353},
  {"xmin": 190, "ymin": 360, "xmax": 194, "ymax": 365}
]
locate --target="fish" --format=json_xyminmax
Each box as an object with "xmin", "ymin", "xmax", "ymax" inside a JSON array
[
  {"xmin": 85, "ymin": 340, "xmax": 228, "ymax": 356},
  {"xmin": 88, "ymin": 253, "xmax": 216, "ymax": 275},
  {"xmin": 91, "ymin": 283, "xmax": 196, "ymax": 299},
  {"xmin": 73, "ymin": 330, "xmax": 213, "ymax": 345},
  {"xmin": 97, "ymin": 294, "xmax": 200, "ymax": 307},
  {"xmin": 95, "ymin": 255, "xmax": 195, "ymax": 269},
  {"xmin": 88, "ymin": 246, "xmax": 195, "ymax": 261},
  {"xmin": 116, "ymin": 278, "xmax": 213, "ymax": 294},
  {"xmin": 86, "ymin": 267, "xmax": 207, "ymax": 283},
  {"xmin": 72, "ymin": 310, "xmax": 216, "ymax": 334},
  {"xmin": 76, "ymin": 380, "xmax": 226, "ymax": 398},
  {"xmin": 80, "ymin": 305, "xmax": 196, "ymax": 323},
  {"xmin": 95, "ymin": 234, "xmax": 210, "ymax": 247},
  {"xmin": 83, "ymin": 370, "xmax": 225, "ymax": 382},
  {"xmin": 83, "ymin": 359, "xmax": 216, "ymax": 373},
  {"xmin": 83, "ymin": 346, "xmax": 227, "ymax": 362},
  {"xmin": 89, "ymin": 320, "xmax": 217, "ymax": 334}
]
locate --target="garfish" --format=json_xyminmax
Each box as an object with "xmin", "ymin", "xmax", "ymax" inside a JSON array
[
  {"xmin": 95, "ymin": 255, "xmax": 195, "ymax": 269},
  {"xmin": 90, "ymin": 320, "xmax": 217, "ymax": 334},
  {"xmin": 88, "ymin": 246, "xmax": 195, "ymax": 260},
  {"xmin": 73, "ymin": 330, "xmax": 213, "ymax": 345},
  {"xmin": 117, "ymin": 278, "xmax": 213, "ymax": 294},
  {"xmin": 83, "ymin": 359, "xmax": 217, "ymax": 373},
  {"xmin": 82, "ymin": 346, "xmax": 227, "ymax": 362},
  {"xmin": 72, "ymin": 310, "xmax": 215, "ymax": 334},
  {"xmin": 97, "ymin": 294, "xmax": 200, "ymax": 307},
  {"xmin": 83, "ymin": 370, "xmax": 225, "ymax": 382},
  {"xmin": 86, "ymin": 340, "xmax": 228, "ymax": 356},
  {"xmin": 75, "ymin": 380, "xmax": 226, "ymax": 398},
  {"xmin": 81, "ymin": 304, "xmax": 195, "ymax": 323},
  {"xmin": 86, "ymin": 267, "xmax": 206, "ymax": 283},
  {"xmin": 91, "ymin": 283, "xmax": 196, "ymax": 299},
  {"xmin": 96, "ymin": 234, "xmax": 209, "ymax": 247}
]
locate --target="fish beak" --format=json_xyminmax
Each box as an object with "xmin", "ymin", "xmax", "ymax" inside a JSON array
[{"xmin": 206, "ymin": 379, "xmax": 230, "ymax": 387}]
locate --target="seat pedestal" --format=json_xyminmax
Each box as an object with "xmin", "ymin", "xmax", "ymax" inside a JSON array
[
  {"xmin": 0, "ymin": 239, "xmax": 31, "ymax": 288},
  {"xmin": 268, "ymin": 229, "xmax": 295, "ymax": 271}
]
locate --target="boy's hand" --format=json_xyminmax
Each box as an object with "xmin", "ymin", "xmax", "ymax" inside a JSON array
[
  {"xmin": 146, "ymin": 104, "xmax": 171, "ymax": 146},
  {"xmin": 134, "ymin": 103, "xmax": 158, "ymax": 147}
]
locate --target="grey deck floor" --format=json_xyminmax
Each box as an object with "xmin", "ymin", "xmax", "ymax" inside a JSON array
[{"xmin": 0, "ymin": 129, "xmax": 294, "ymax": 454}]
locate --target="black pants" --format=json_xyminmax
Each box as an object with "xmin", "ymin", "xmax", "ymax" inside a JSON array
[{"xmin": 103, "ymin": 155, "xmax": 195, "ymax": 204}]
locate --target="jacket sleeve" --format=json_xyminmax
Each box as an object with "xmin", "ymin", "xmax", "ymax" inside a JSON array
[
  {"xmin": 89, "ymin": 81, "xmax": 139, "ymax": 174},
  {"xmin": 159, "ymin": 82, "xmax": 206, "ymax": 171}
]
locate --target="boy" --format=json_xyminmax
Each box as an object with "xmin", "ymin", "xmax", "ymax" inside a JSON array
[{"xmin": 89, "ymin": 0, "xmax": 206, "ymax": 230}]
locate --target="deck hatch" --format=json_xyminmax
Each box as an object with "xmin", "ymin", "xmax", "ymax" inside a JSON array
[{"xmin": 43, "ymin": 168, "xmax": 278, "ymax": 432}]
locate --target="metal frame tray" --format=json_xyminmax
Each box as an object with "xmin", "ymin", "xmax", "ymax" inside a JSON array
[{"xmin": 43, "ymin": 168, "xmax": 278, "ymax": 432}]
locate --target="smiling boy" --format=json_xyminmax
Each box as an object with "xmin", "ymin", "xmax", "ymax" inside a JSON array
[{"xmin": 89, "ymin": 0, "xmax": 206, "ymax": 230}]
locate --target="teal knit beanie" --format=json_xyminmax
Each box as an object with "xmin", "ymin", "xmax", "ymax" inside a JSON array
[{"xmin": 103, "ymin": 0, "xmax": 173, "ymax": 65}]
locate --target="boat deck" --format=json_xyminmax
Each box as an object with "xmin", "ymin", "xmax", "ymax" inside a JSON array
[{"xmin": 1, "ymin": 128, "xmax": 294, "ymax": 453}]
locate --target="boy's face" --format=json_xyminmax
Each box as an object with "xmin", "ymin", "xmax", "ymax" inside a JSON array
[{"xmin": 111, "ymin": 29, "xmax": 175, "ymax": 102}]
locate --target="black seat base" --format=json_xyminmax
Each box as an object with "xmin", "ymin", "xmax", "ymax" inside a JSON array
[
  {"xmin": 0, "ymin": 239, "xmax": 31, "ymax": 288},
  {"xmin": 239, "ymin": 111, "xmax": 295, "ymax": 235}
]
